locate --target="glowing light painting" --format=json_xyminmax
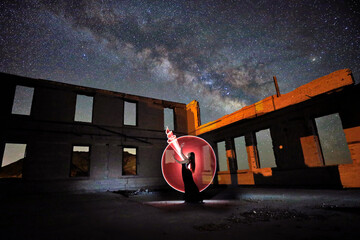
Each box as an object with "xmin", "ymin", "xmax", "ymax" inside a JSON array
[{"xmin": 162, "ymin": 128, "xmax": 216, "ymax": 193}]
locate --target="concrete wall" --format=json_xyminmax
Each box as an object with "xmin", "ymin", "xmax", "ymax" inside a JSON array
[
  {"xmin": 1, "ymin": 69, "xmax": 359, "ymax": 191},
  {"xmin": 338, "ymin": 84, "xmax": 360, "ymax": 187},
  {"xmin": 0, "ymin": 72, "xmax": 188, "ymax": 192},
  {"xmin": 93, "ymin": 94, "xmax": 124, "ymax": 127},
  {"xmin": 32, "ymin": 87, "xmax": 77, "ymax": 122},
  {"xmin": 195, "ymin": 69, "xmax": 360, "ymax": 188}
]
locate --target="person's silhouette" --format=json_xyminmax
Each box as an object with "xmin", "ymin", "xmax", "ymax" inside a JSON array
[{"xmin": 173, "ymin": 152, "xmax": 203, "ymax": 203}]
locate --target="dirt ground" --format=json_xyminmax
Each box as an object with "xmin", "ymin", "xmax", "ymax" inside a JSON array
[{"xmin": 1, "ymin": 186, "xmax": 359, "ymax": 240}]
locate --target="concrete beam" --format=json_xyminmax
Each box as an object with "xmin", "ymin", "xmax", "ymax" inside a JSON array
[{"xmin": 193, "ymin": 69, "xmax": 354, "ymax": 136}]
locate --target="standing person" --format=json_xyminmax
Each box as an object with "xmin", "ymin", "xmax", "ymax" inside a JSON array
[{"xmin": 173, "ymin": 152, "xmax": 203, "ymax": 203}]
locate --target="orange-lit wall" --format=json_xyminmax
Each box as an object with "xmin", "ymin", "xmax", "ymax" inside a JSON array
[{"xmin": 187, "ymin": 69, "xmax": 360, "ymax": 188}]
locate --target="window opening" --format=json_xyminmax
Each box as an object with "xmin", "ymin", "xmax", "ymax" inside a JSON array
[
  {"xmin": 124, "ymin": 101, "xmax": 137, "ymax": 126},
  {"xmin": 315, "ymin": 113, "xmax": 352, "ymax": 165},
  {"xmin": 256, "ymin": 129, "xmax": 276, "ymax": 168},
  {"xmin": 164, "ymin": 108, "xmax": 174, "ymax": 130},
  {"xmin": 217, "ymin": 141, "xmax": 227, "ymax": 171},
  {"xmin": 234, "ymin": 136, "xmax": 249, "ymax": 170},
  {"xmin": 12, "ymin": 86, "xmax": 34, "ymax": 115},
  {"xmin": 123, "ymin": 147, "xmax": 137, "ymax": 175},
  {"xmin": 0, "ymin": 143, "xmax": 26, "ymax": 178},
  {"xmin": 70, "ymin": 146, "xmax": 90, "ymax": 177},
  {"xmin": 75, "ymin": 95, "xmax": 93, "ymax": 122}
]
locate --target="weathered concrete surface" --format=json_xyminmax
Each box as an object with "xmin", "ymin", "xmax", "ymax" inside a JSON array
[
  {"xmin": 186, "ymin": 100, "xmax": 201, "ymax": 134},
  {"xmin": 190, "ymin": 69, "xmax": 360, "ymax": 188},
  {"xmin": 1, "ymin": 187, "xmax": 359, "ymax": 240},
  {"xmin": 0, "ymin": 72, "xmax": 189, "ymax": 191},
  {"xmin": 191, "ymin": 69, "xmax": 354, "ymax": 136},
  {"xmin": 1, "ymin": 68, "xmax": 359, "ymax": 192}
]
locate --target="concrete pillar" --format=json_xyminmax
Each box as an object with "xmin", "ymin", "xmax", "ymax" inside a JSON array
[
  {"xmin": 300, "ymin": 119, "xmax": 325, "ymax": 167},
  {"xmin": 186, "ymin": 100, "xmax": 201, "ymax": 135},
  {"xmin": 244, "ymin": 132, "xmax": 260, "ymax": 170},
  {"xmin": 0, "ymin": 80, "xmax": 16, "ymax": 115},
  {"xmin": 174, "ymin": 106, "xmax": 188, "ymax": 134},
  {"xmin": 225, "ymin": 138, "xmax": 238, "ymax": 185}
]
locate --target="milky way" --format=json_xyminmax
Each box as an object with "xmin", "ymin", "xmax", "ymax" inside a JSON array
[{"xmin": 1, "ymin": 0, "xmax": 359, "ymax": 124}]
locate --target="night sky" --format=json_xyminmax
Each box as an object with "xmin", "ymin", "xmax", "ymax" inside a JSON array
[{"xmin": 1, "ymin": 0, "xmax": 359, "ymax": 166}]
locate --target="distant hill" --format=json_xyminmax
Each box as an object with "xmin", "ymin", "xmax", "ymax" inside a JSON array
[{"xmin": 0, "ymin": 159, "xmax": 23, "ymax": 178}]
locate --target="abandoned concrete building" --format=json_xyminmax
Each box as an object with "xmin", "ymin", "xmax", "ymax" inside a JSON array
[{"xmin": 0, "ymin": 69, "xmax": 359, "ymax": 192}]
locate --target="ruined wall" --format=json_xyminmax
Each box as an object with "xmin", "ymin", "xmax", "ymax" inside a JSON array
[
  {"xmin": 0, "ymin": 73, "xmax": 188, "ymax": 192},
  {"xmin": 190, "ymin": 69, "xmax": 360, "ymax": 188},
  {"xmin": 338, "ymin": 84, "xmax": 360, "ymax": 187},
  {"xmin": 1, "ymin": 69, "xmax": 359, "ymax": 192}
]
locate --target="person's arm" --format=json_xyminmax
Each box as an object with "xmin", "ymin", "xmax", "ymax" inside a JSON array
[{"xmin": 172, "ymin": 154, "xmax": 189, "ymax": 164}]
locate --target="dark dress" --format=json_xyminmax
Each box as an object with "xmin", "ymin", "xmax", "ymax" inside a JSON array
[{"xmin": 182, "ymin": 164, "xmax": 202, "ymax": 203}]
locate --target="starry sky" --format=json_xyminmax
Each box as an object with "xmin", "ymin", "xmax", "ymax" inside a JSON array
[{"xmin": 1, "ymin": 0, "xmax": 359, "ymax": 166}]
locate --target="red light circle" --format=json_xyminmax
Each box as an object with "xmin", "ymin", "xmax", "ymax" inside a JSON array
[{"xmin": 161, "ymin": 135, "xmax": 217, "ymax": 193}]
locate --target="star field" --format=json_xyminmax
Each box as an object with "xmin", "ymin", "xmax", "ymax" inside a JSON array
[{"xmin": 1, "ymin": 0, "xmax": 359, "ymax": 123}]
